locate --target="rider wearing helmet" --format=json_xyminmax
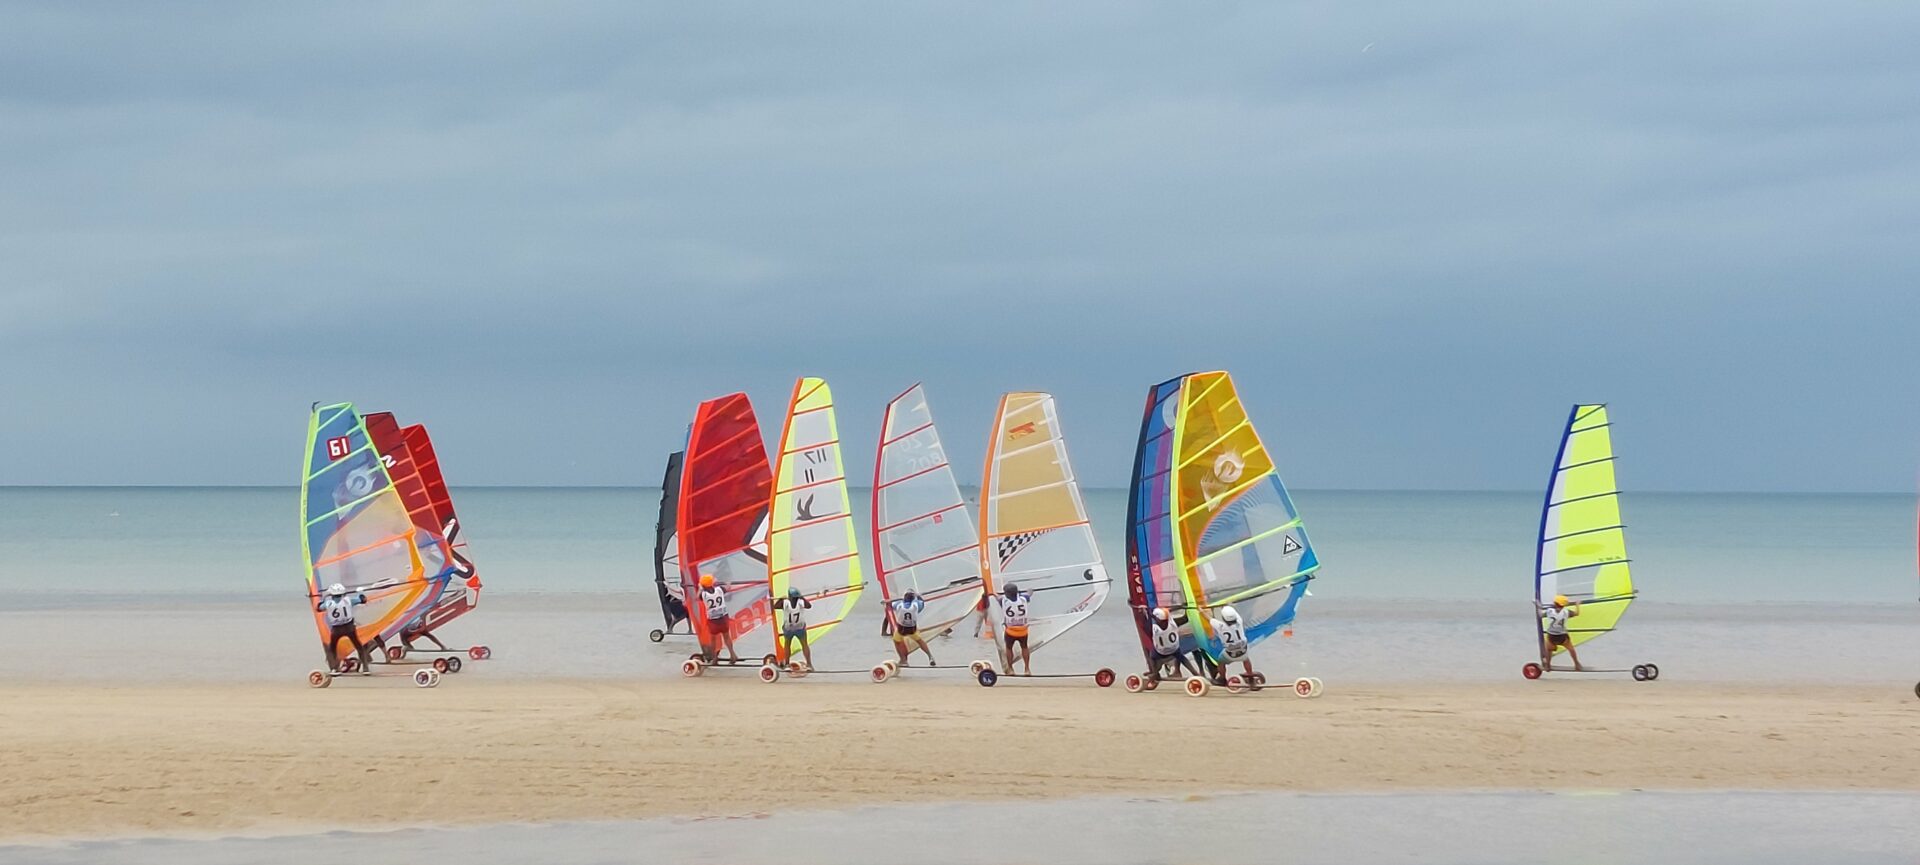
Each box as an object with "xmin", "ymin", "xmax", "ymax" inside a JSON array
[
  {"xmin": 1209, "ymin": 604, "xmax": 1255, "ymax": 681},
  {"xmin": 996, "ymin": 582, "xmax": 1034, "ymax": 675},
  {"xmin": 1540, "ymin": 594, "xmax": 1582, "ymax": 671},
  {"xmin": 697, "ymin": 573, "xmax": 739, "ymax": 663},
  {"xmin": 315, "ymin": 582, "xmax": 373, "ymax": 675},
  {"xmin": 771, "ymin": 585, "xmax": 814, "ymax": 670},
  {"xmin": 1146, "ymin": 605, "xmax": 1199, "ymax": 682},
  {"xmin": 887, "ymin": 589, "xmax": 937, "ymax": 667}
]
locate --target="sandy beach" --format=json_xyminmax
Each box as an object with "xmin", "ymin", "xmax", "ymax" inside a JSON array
[{"xmin": 2, "ymin": 677, "xmax": 1913, "ymax": 842}]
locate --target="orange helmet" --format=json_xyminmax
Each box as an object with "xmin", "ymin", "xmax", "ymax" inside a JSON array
[{"xmin": 700, "ymin": 574, "xmax": 716, "ymax": 588}]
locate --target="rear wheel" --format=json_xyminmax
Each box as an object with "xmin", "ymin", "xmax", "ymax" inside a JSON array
[
  {"xmin": 1522, "ymin": 663, "xmax": 1543, "ymax": 680},
  {"xmin": 1226, "ymin": 675, "xmax": 1248, "ymax": 694},
  {"xmin": 1183, "ymin": 676, "xmax": 1210, "ymax": 697},
  {"xmin": 308, "ymin": 670, "xmax": 330, "ymax": 689},
  {"xmin": 447, "ymin": 656, "xmax": 463, "ymax": 674},
  {"xmin": 681, "ymin": 658, "xmax": 704, "ymax": 678},
  {"xmin": 1094, "ymin": 668, "xmax": 1116, "ymax": 688},
  {"xmin": 969, "ymin": 660, "xmax": 988, "ymax": 675},
  {"xmin": 977, "ymin": 668, "xmax": 999, "ymax": 687},
  {"xmin": 648, "ymin": 629, "xmax": 665, "ymax": 643},
  {"xmin": 870, "ymin": 665, "xmax": 891, "ymax": 684},
  {"xmin": 1124, "ymin": 674, "xmax": 1145, "ymax": 693},
  {"xmin": 1632, "ymin": 665, "xmax": 1649, "ymax": 681},
  {"xmin": 433, "ymin": 657, "xmax": 450, "ymax": 674},
  {"xmin": 1143, "ymin": 677, "xmax": 1160, "ymax": 691},
  {"xmin": 758, "ymin": 663, "xmax": 780, "ymax": 683},
  {"xmin": 1645, "ymin": 664, "xmax": 1660, "ymax": 681},
  {"xmin": 884, "ymin": 660, "xmax": 900, "ymax": 675},
  {"xmin": 1248, "ymin": 673, "xmax": 1267, "ymax": 687},
  {"xmin": 386, "ymin": 646, "xmax": 407, "ymax": 662},
  {"xmin": 762, "ymin": 653, "xmax": 779, "ymax": 667},
  {"xmin": 1293, "ymin": 677, "xmax": 1314, "ymax": 698},
  {"xmin": 1307, "ymin": 677, "xmax": 1324, "ymax": 697},
  {"xmin": 413, "ymin": 669, "xmax": 437, "ymax": 688},
  {"xmin": 341, "ymin": 657, "xmax": 358, "ymax": 674}
]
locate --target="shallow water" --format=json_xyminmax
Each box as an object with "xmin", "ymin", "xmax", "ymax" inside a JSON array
[{"xmin": 6, "ymin": 791, "xmax": 1917, "ymax": 864}]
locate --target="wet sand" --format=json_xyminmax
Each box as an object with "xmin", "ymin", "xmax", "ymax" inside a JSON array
[{"xmin": 1, "ymin": 677, "xmax": 1914, "ymax": 841}]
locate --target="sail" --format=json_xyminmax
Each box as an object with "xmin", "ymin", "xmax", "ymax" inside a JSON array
[
  {"xmin": 873, "ymin": 383, "xmax": 984, "ymax": 636},
  {"xmin": 653, "ymin": 450, "xmax": 689, "ymax": 630},
  {"xmin": 1170, "ymin": 371, "xmax": 1318, "ymax": 659},
  {"xmin": 1535, "ymin": 404, "xmax": 1634, "ymax": 647},
  {"xmin": 678, "ymin": 393, "xmax": 774, "ymax": 646},
  {"xmin": 1125, "ymin": 376, "xmax": 1199, "ymax": 663},
  {"xmin": 364, "ymin": 415, "xmax": 479, "ymax": 636},
  {"xmin": 767, "ymin": 378, "xmax": 863, "ymax": 655},
  {"xmin": 979, "ymin": 392, "xmax": 1110, "ymax": 654},
  {"xmin": 300, "ymin": 403, "xmax": 452, "ymax": 649}
]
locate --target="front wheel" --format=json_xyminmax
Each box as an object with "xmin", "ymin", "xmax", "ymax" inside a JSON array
[
  {"xmin": 648, "ymin": 629, "xmax": 665, "ymax": 643},
  {"xmin": 447, "ymin": 656, "xmax": 463, "ymax": 674},
  {"xmin": 871, "ymin": 665, "xmax": 891, "ymax": 684},
  {"xmin": 1094, "ymin": 668, "xmax": 1116, "ymax": 688},
  {"xmin": 1124, "ymin": 674, "xmax": 1145, "ymax": 693},
  {"xmin": 1632, "ymin": 665, "xmax": 1649, "ymax": 681},
  {"xmin": 307, "ymin": 670, "xmax": 330, "ymax": 689},
  {"xmin": 681, "ymin": 658, "xmax": 704, "ymax": 678},
  {"xmin": 433, "ymin": 657, "xmax": 450, "ymax": 674},
  {"xmin": 413, "ymin": 669, "xmax": 439, "ymax": 688},
  {"xmin": 1522, "ymin": 663, "xmax": 1543, "ymax": 680},
  {"xmin": 1183, "ymin": 676, "xmax": 1210, "ymax": 697},
  {"xmin": 1293, "ymin": 677, "xmax": 1314, "ymax": 698},
  {"xmin": 1645, "ymin": 663, "xmax": 1660, "ymax": 681},
  {"xmin": 977, "ymin": 668, "xmax": 999, "ymax": 687},
  {"xmin": 758, "ymin": 663, "xmax": 780, "ymax": 683}
]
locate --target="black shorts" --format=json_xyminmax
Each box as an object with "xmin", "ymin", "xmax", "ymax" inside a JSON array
[
  {"xmin": 896, "ymin": 625, "xmax": 919, "ymax": 637},
  {"xmin": 1547, "ymin": 632, "xmax": 1571, "ymax": 646},
  {"xmin": 1003, "ymin": 632, "xmax": 1029, "ymax": 648}
]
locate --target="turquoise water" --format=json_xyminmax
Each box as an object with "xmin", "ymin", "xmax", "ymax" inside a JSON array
[
  {"xmin": 6, "ymin": 791, "xmax": 1917, "ymax": 863},
  {"xmin": 2, "ymin": 486, "xmax": 1913, "ymax": 604}
]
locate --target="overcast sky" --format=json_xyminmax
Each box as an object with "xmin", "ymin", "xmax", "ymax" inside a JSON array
[{"xmin": 2, "ymin": 3, "xmax": 1916, "ymax": 491}]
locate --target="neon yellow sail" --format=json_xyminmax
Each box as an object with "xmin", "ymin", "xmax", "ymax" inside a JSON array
[
  {"xmin": 1536, "ymin": 404, "xmax": 1634, "ymax": 648},
  {"xmin": 767, "ymin": 378, "xmax": 864, "ymax": 658},
  {"xmin": 1170, "ymin": 371, "xmax": 1317, "ymax": 655}
]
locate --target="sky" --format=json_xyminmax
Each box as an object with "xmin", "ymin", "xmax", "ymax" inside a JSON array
[{"xmin": 2, "ymin": 2, "xmax": 1917, "ymax": 491}]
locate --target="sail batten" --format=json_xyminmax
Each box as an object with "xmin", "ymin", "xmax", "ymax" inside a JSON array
[
  {"xmin": 679, "ymin": 393, "xmax": 775, "ymax": 647},
  {"xmin": 1534, "ymin": 404, "xmax": 1636, "ymax": 648},
  {"xmin": 767, "ymin": 378, "xmax": 863, "ymax": 655}
]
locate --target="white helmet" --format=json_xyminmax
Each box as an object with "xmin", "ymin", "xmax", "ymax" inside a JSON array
[
  {"xmin": 1219, "ymin": 605, "xmax": 1240, "ymax": 624},
  {"xmin": 327, "ymin": 583, "xmax": 347, "ymax": 596}
]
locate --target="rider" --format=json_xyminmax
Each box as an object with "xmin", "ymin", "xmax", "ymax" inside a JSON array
[
  {"xmin": 1147, "ymin": 606, "xmax": 1199, "ymax": 682},
  {"xmin": 698, "ymin": 574, "xmax": 739, "ymax": 663},
  {"xmin": 771, "ymin": 586, "xmax": 813, "ymax": 670},
  {"xmin": 996, "ymin": 582, "xmax": 1034, "ymax": 675},
  {"xmin": 315, "ymin": 583, "xmax": 372, "ymax": 675},
  {"xmin": 1540, "ymin": 594, "xmax": 1582, "ymax": 671},
  {"xmin": 1210, "ymin": 605, "xmax": 1255, "ymax": 682},
  {"xmin": 887, "ymin": 590, "xmax": 937, "ymax": 666}
]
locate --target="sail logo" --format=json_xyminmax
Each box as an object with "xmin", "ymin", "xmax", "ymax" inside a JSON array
[
  {"xmin": 1007, "ymin": 421, "xmax": 1037, "ymax": 440},
  {"xmin": 326, "ymin": 436, "xmax": 351, "ymax": 461}
]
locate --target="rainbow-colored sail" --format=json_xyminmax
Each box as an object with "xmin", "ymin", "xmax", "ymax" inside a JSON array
[
  {"xmin": 300, "ymin": 403, "xmax": 456, "ymax": 655},
  {"xmin": 767, "ymin": 378, "xmax": 863, "ymax": 659},
  {"xmin": 1535, "ymin": 404, "xmax": 1635, "ymax": 647},
  {"xmin": 1162, "ymin": 372, "xmax": 1318, "ymax": 661},
  {"xmin": 1124, "ymin": 376, "xmax": 1199, "ymax": 664}
]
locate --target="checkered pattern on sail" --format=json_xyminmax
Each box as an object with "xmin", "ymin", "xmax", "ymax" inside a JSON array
[{"xmin": 996, "ymin": 530, "xmax": 1045, "ymax": 567}]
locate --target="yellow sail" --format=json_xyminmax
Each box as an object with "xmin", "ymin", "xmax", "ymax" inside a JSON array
[
  {"xmin": 1536, "ymin": 404, "xmax": 1634, "ymax": 648},
  {"xmin": 767, "ymin": 378, "xmax": 863, "ymax": 654}
]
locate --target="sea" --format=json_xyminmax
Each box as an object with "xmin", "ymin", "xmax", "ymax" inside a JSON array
[{"xmin": 0, "ymin": 486, "xmax": 1915, "ymax": 684}]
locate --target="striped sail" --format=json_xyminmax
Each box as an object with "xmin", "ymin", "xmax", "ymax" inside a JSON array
[
  {"xmin": 872, "ymin": 383, "xmax": 984, "ymax": 636},
  {"xmin": 1535, "ymin": 404, "xmax": 1635, "ymax": 648},
  {"xmin": 767, "ymin": 378, "xmax": 863, "ymax": 657}
]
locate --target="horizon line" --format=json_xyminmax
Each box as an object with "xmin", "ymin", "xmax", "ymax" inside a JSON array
[{"xmin": 1, "ymin": 484, "xmax": 1914, "ymax": 497}]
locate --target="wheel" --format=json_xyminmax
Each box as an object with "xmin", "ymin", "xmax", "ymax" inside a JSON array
[
  {"xmin": 1914, "ymin": 681, "xmax": 1920, "ymax": 700},
  {"xmin": 1124, "ymin": 674, "xmax": 1145, "ymax": 693},
  {"xmin": 1183, "ymin": 676, "xmax": 1210, "ymax": 697},
  {"xmin": 308, "ymin": 670, "xmax": 331, "ymax": 689},
  {"xmin": 1226, "ymin": 675, "xmax": 1248, "ymax": 694},
  {"xmin": 1307, "ymin": 677, "xmax": 1324, "ymax": 697},
  {"xmin": 689, "ymin": 652, "xmax": 705, "ymax": 662},
  {"xmin": 413, "ymin": 669, "xmax": 436, "ymax": 687},
  {"xmin": 341, "ymin": 657, "xmax": 358, "ymax": 673},
  {"xmin": 447, "ymin": 656, "xmax": 463, "ymax": 674},
  {"xmin": 479, "ymin": 646, "xmax": 492, "ymax": 660},
  {"xmin": 977, "ymin": 668, "xmax": 999, "ymax": 687},
  {"xmin": 762, "ymin": 653, "xmax": 779, "ymax": 667},
  {"xmin": 1632, "ymin": 665, "xmax": 1649, "ymax": 681},
  {"xmin": 969, "ymin": 660, "xmax": 988, "ymax": 675},
  {"xmin": 1143, "ymin": 677, "xmax": 1160, "ymax": 691},
  {"xmin": 386, "ymin": 645, "xmax": 406, "ymax": 662},
  {"xmin": 1094, "ymin": 668, "xmax": 1116, "ymax": 688},
  {"xmin": 1645, "ymin": 664, "xmax": 1659, "ymax": 681},
  {"xmin": 468, "ymin": 646, "xmax": 485, "ymax": 660},
  {"xmin": 1248, "ymin": 672, "xmax": 1267, "ymax": 687},
  {"xmin": 1522, "ymin": 663, "xmax": 1543, "ymax": 680},
  {"xmin": 433, "ymin": 657, "xmax": 450, "ymax": 673},
  {"xmin": 884, "ymin": 660, "xmax": 900, "ymax": 675},
  {"xmin": 1293, "ymin": 677, "xmax": 1314, "ymax": 698},
  {"xmin": 787, "ymin": 661, "xmax": 810, "ymax": 677},
  {"xmin": 649, "ymin": 629, "xmax": 665, "ymax": 643},
  {"xmin": 871, "ymin": 664, "xmax": 891, "ymax": 683},
  {"xmin": 681, "ymin": 658, "xmax": 704, "ymax": 678},
  {"xmin": 758, "ymin": 663, "xmax": 780, "ymax": 683}
]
